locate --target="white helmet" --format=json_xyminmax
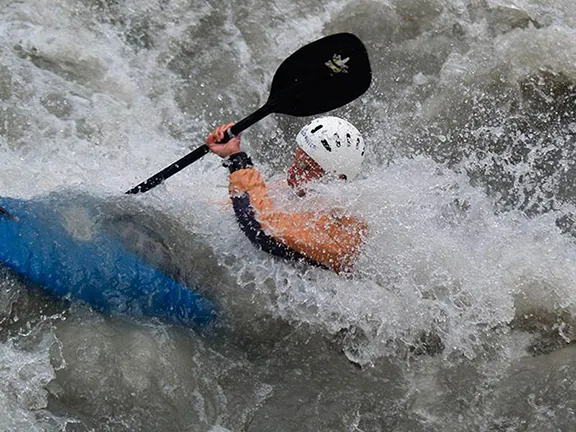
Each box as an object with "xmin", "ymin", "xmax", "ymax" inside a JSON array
[{"xmin": 295, "ymin": 116, "xmax": 365, "ymax": 180}]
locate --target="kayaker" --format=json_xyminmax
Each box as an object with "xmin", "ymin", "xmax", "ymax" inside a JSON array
[{"xmin": 206, "ymin": 116, "xmax": 368, "ymax": 274}]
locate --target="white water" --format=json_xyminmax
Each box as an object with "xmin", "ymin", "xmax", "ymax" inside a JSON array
[{"xmin": 2, "ymin": 0, "xmax": 576, "ymax": 430}]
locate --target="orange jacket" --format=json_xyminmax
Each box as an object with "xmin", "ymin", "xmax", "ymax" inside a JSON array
[{"xmin": 226, "ymin": 152, "xmax": 367, "ymax": 273}]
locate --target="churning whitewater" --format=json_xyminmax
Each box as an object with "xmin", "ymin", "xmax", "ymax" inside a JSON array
[{"xmin": 2, "ymin": 0, "xmax": 576, "ymax": 430}]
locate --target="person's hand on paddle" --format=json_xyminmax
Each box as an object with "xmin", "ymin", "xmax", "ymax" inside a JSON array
[{"xmin": 206, "ymin": 122, "xmax": 242, "ymax": 158}]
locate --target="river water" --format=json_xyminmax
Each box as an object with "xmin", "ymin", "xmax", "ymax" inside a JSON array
[{"xmin": 2, "ymin": 0, "xmax": 576, "ymax": 430}]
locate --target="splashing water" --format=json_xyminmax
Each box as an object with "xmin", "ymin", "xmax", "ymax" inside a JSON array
[{"xmin": 3, "ymin": 0, "xmax": 576, "ymax": 430}]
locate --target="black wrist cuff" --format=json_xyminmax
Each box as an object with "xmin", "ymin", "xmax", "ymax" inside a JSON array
[{"xmin": 224, "ymin": 152, "xmax": 253, "ymax": 173}]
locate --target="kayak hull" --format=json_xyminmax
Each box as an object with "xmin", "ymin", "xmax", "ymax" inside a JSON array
[{"xmin": 0, "ymin": 195, "xmax": 216, "ymax": 327}]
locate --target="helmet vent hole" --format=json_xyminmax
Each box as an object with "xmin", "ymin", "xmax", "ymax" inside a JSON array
[
  {"xmin": 320, "ymin": 139, "xmax": 332, "ymax": 152},
  {"xmin": 311, "ymin": 125, "xmax": 323, "ymax": 133}
]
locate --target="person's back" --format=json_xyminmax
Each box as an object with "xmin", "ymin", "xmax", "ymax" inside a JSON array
[{"xmin": 206, "ymin": 116, "xmax": 367, "ymax": 274}]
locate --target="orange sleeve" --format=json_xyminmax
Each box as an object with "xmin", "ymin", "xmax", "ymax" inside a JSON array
[{"xmin": 229, "ymin": 167, "xmax": 367, "ymax": 273}]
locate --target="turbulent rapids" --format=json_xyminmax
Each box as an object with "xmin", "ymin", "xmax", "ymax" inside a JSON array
[{"xmin": 3, "ymin": 0, "xmax": 576, "ymax": 431}]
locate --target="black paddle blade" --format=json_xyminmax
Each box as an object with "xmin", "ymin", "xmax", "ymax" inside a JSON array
[{"xmin": 268, "ymin": 33, "xmax": 371, "ymax": 116}]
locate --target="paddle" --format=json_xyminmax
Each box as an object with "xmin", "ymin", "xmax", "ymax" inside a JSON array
[{"xmin": 126, "ymin": 32, "xmax": 372, "ymax": 195}]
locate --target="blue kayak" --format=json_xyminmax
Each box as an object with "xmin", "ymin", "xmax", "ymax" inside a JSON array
[{"xmin": 0, "ymin": 194, "xmax": 216, "ymax": 327}]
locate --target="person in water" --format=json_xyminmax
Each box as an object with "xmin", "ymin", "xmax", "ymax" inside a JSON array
[{"xmin": 206, "ymin": 116, "xmax": 368, "ymax": 274}]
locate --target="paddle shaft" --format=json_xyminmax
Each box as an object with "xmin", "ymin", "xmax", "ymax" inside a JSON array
[
  {"xmin": 125, "ymin": 104, "xmax": 272, "ymax": 194},
  {"xmin": 125, "ymin": 75, "xmax": 334, "ymax": 195}
]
